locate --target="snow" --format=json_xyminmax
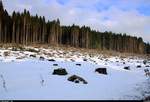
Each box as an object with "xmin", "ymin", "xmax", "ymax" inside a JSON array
[{"xmin": 0, "ymin": 46, "xmax": 150, "ymax": 100}]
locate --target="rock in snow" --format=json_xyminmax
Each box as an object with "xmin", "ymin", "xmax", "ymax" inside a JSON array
[
  {"xmin": 95, "ymin": 68, "xmax": 107, "ymax": 75},
  {"xmin": 67, "ymin": 75, "xmax": 88, "ymax": 84},
  {"xmin": 136, "ymin": 65, "xmax": 142, "ymax": 68},
  {"xmin": 53, "ymin": 64, "xmax": 58, "ymax": 66},
  {"xmin": 124, "ymin": 66, "xmax": 130, "ymax": 70},
  {"xmin": 48, "ymin": 59, "xmax": 56, "ymax": 62},
  {"xmin": 76, "ymin": 64, "xmax": 81, "ymax": 66},
  {"xmin": 52, "ymin": 68, "xmax": 68, "ymax": 75},
  {"xmin": 39, "ymin": 56, "xmax": 45, "ymax": 61}
]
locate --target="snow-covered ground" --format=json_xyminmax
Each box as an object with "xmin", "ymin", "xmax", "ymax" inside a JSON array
[{"xmin": 0, "ymin": 46, "xmax": 150, "ymax": 100}]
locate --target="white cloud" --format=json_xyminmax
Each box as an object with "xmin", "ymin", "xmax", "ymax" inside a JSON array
[
  {"xmin": 99, "ymin": 7, "xmax": 150, "ymax": 42},
  {"xmin": 16, "ymin": 4, "xmax": 32, "ymax": 11}
]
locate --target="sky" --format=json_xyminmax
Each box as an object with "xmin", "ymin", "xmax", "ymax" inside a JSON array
[{"xmin": 2, "ymin": 0, "xmax": 150, "ymax": 43}]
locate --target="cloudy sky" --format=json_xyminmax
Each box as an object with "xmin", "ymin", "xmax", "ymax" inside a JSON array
[{"xmin": 2, "ymin": 0, "xmax": 150, "ymax": 43}]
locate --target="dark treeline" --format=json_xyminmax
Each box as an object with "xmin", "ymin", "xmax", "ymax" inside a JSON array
[{"xmin": 0, "ymin": 1, "xmax": 150, "ymax": 54}]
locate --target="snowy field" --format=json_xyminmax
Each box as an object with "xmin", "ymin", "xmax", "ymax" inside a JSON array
[{"xmin": 0, "ymin": 46, "xmax": 150, "ymax": 100}]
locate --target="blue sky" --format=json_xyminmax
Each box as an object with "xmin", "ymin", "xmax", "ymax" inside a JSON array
[{"xmin": 2, "ymin": 0, "xmax": 150, "ymax": 43}]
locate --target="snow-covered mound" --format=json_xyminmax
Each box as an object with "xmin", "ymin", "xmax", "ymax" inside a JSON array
[{"xmin": 0, "ymin": 46, "xmax": 150, "ymax": 100}]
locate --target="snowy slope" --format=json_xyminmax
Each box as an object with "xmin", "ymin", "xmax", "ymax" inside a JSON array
[{"xmin": 0, "ymin": 46, "xmax": 150, "ymax": 100}]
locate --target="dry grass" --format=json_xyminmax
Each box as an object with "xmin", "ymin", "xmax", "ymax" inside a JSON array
[{"xmin": 0, "ymin": 43, "xmax": 149, "ymax": 59}]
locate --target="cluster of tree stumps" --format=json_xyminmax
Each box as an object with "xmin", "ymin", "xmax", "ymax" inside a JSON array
[{"xmin": 51, "ymin": 66, "xmax": 108, "ymax": 84}]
